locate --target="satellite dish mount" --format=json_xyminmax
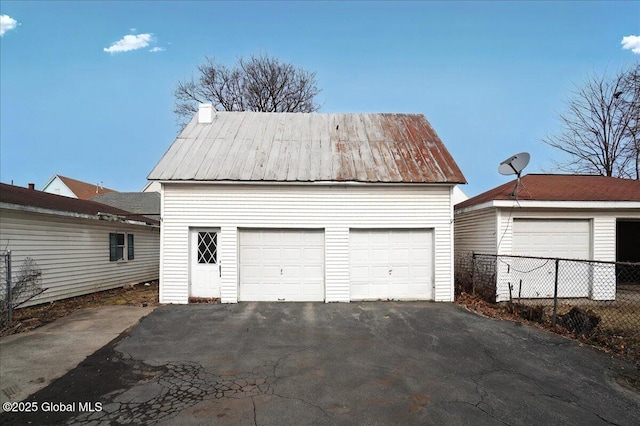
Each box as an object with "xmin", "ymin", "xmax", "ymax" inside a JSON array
[{"xmin": 498, "ymin": 152, "xmax": 530, "ymax": 197}]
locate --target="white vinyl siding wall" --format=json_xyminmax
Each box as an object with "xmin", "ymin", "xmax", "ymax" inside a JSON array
[
  {"xmin": 0, "ymin": 208, "xmax": 160, "ymax": 306},
  {"xmin": 454, "ymin": 208, "xmax": 497, "ymax": 256},
  {"xmin": 160, "ymin": 183, "xmax": 454, "ymax": 303}
]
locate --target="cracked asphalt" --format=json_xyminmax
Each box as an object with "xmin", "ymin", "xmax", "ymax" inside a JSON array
[{"xmin": 3, "ymin": 302, "xmax": 640, "ymax": 425}]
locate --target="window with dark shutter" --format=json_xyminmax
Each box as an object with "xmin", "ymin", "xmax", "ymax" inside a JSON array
[
  {"xmin": 128, "ymin": 234, "xmax": 134, "ymax": 260},
  {"xmin": 109, "ymin": 233, "xmax": 118, "ymax": 261},
  {"xmin": 110, "ymin": 232, "xmax": 132, "ymax": 261}
]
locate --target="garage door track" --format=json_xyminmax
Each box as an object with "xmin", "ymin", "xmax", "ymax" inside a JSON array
[{"xmin": 2, "ymin": 302, "xmax": 640, "ymax": 425}]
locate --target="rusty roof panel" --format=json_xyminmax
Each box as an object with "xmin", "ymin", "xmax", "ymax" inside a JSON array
[{"xmin": 148, "ymin": 112, "xmax": 466, "ymax": 184}]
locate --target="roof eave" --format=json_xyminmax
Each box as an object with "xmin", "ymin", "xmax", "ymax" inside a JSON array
[
  {"xmin": 0, "ymin": 202, "xmax": 159, "ymax": 227},
  {"xmin": 154, "ymin": 179, "xmax": 464, "ymax": 186},
  {"xmin": 455, "ymin": 199, "xmax": 640, "ymax": 213}
]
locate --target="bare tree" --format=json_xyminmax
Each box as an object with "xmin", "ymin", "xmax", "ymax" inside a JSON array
[
  {"xmin": 544, "ymin": 65, "xmax": 639, "ymax": 179},
  {"xmin": 617, "ymin": 64, "xmax": 640, "ymax": 179},
  {"xmin": 174, "ymin": 54, "xmax": 321, "ymax": 127}
]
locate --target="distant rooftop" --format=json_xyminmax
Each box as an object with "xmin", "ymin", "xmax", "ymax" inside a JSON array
[
  {"xmin": 91, "ymin": 192, "xmax": 160, "ymax": 220},
  {"xmin": 44, "ymin": 174, "xmax": 116, "ymax": 200}
]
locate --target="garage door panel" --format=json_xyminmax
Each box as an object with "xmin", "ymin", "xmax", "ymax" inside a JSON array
[
  {"xmin": 390, "ymin": 249, "xmax": 409, "ymax": 263},
  {"xmin": 239, "ymin": 230, "xmax": 324, "ymax": 302},
  {"xmin": 243, "ymin": 265, "xmax": 261, "ymax": 278},
  {"xmin": 283, "ymin": 265, "xmax": 302, "ymax": 277},
  {"xmin": 303, "ymin": 265, "xmax": 323, "ymax": 276},
  {"xmin": 351, "ymin": 249, "xmax": 369, "ymax": 262},
  {"xmin": 369, "ymin": 249, "xmax": 388, "ymax": 262},
  {"xmin": 410, "ymin": 248, "xmax": 430, "ymax": 261},
  {"xmin": 391, "ymin": 266, "xmax": 409, "ymax": 278},
  {"xmin": 390, "ymin": 232, "xmax": 409, "ymax": 244},
  {"xmin": 349, "ymin": 229, "xmax": 433, "ymax": 301},
  {"xmin": 303, "ymin": 247, "xmax": 323, "ymax": 260},
  {"xmin": 259, "ymin": 248, "xmax": 281, "ymax": 262},
  {"xmin": 282, "ymin": 248, "xmax": 302, "ymax": 261},
  {"xmin": 410, "ymin": 265, "xmax": 430, "ymax": 277}
]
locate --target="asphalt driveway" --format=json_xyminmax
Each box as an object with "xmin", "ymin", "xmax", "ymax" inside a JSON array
[{"xmin": 3, "ymin": 302, "xmax": 640, "ymax": 425}]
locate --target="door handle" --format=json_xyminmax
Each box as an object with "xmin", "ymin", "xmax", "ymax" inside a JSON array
[{"xmin": 219, "ymin": 264, "xmax": 221, "ymax": 277}]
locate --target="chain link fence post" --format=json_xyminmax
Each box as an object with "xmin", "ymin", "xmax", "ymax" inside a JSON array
[
  {"xmin": 5, "ymin": 251, "xmax": 11, "ymax": 327},
  {"xmin": 471, "ymin": 252, "xmax": 476, "ymax": 296},
  {"xmin": 552, "ymin": 258, "xmax": 559, "ymax": 327}
]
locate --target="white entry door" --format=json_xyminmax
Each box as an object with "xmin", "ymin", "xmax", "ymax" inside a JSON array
[
  {"xmin": 190, "ymin": 229, "xmax": 221, "ymax": 298},
  {"xmin": 239, "ymin": 229, "xmax": 325, "ymax": 302},
  {"xmin": 350, "ymin": 229, "xmax": 433, "ymax": 301}
]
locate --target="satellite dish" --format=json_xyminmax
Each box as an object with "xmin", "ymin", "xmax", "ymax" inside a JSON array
[{"xmin": 498, "ymin": 152, "xmax": 530, "ymax": 177}]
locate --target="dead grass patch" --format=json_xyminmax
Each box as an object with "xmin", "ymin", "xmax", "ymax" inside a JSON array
[{"xmin": 1, "ymin": 281, "xmax": 159, "ymax": 336}]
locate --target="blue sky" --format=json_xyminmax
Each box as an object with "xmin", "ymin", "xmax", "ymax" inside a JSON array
[{"xmin": 1, "ymin": 1, "xmax": 638, "ymax": 196}]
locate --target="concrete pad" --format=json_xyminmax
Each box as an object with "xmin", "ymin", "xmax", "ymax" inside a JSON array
[{"xmin": 0, "ymin": 305, "xmax": 154, "ymax": 408}]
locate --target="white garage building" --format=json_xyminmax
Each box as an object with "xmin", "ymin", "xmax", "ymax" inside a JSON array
[
  {"xmin": 454, "ymin": 174, "xmax": 640, "ymax": 301},
  {"xmin": 148, "ymin": 106, "xmax": 466, "ymax": 303}
]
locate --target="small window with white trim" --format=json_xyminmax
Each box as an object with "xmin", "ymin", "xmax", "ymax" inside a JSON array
[{"xmin": 110, "ymin": 233, "xmax": 134, "ymax": 261}]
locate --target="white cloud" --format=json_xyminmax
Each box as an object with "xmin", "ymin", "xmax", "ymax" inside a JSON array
[
  {"xmin": 621, "ymin": 35, "xmax": 640, "ymax": 54},
  {"xmin": 103, "ymin": 33, "xmax": 152, "ymax": 53},
  {"xmin": 150, "ymin": 46, "xmax": 165, "ymax": 53},
  {"xmin": 0, "ymin": 14, "xmax": 18, "ymax": 36}
]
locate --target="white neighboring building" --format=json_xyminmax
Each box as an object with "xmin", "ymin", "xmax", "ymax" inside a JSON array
[
  {"xmin": 42, "ymin": 174, "xmax": 116, "ymax": 199},
  {"xmin": 142, "ymin": 181, "xmax": 161, "ymax": 193},
  {"xmin": 148, "ymin": 106, "xmax": 467, "ymax": 304},
  {"xmin": 454, "ymin": 174, "xmax": 640, "ymax": 301},
  {"xmin": 452, "ymin": 185, "xmax": 468, "ymax": 206},
  {"xmin": 0, "ymin": 183, "xmax": 160, "ymax": 306}
]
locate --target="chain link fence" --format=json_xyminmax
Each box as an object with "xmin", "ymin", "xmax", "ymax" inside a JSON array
[
  {"xmin": 0, "ymin": 251, "xmax": 46, "ymax": 332},
  {"xmin": 455, "ymin": 251, "xmax": 640, "ymax": 344}
]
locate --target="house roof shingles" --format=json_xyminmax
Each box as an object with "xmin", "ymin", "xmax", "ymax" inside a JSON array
[
  {"xmin": 56, "ymin": 175, "xmax": 116, "ymax": 199},
  {"xmin": 91, "ymin": 192, "xmax": 160, "ymax": 220},
  {"xmin": 456, "ymin": 174, "xmax": 640, "ymax": 209},
  {"xmin": 148, "ymin": 112, "xmax": 466, "ymax": 184},
  {"xmin": 0, "ymin": 183, "xmax": 158, "ymax": 225}
]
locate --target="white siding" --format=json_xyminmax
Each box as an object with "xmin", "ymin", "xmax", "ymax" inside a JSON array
[
  {"xmin": 325, "ymin": 227, "xmax": 349, "ymax": 302},
  {"xmin": 593, "ymin": 216, "xmax": 616, "ymax": 262},
  {"xmin": 42, "ymin": 177, "xmax": 75, "ymax": 198},
  {"xmin": 454, "ymin": 208, "xmax": 497, "ymax": 256},
  {"xmin": 220, "ymin": 226, "xmax": 238, "ymax": 303},
  {"xmin": 0, "ymin": 208, "xmax": 159, "ymax": 306},
  {"xmin": 160, "ymin": 184, "xmax": 454, "ymax": 303}
]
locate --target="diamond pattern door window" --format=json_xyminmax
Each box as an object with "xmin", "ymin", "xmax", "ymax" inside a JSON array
[{"xmin": 197, "ymin": 232, "xmax": 217, "ymax": 264}]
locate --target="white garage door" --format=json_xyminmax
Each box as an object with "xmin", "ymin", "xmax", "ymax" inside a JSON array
[
  {"xmin": 512, "ymin": 219, "xmax": 591, "ymax": 259},
  {"xmin": 239, "ymin": 230, "xmax": 324, "ymax": 302},
  {"xmin": 350, "ymin": 229, "xmax": 433, "ymax": 301},
  {"xmin": 511, "ymin": 219, "xmax": 591, "ymax": 298}
]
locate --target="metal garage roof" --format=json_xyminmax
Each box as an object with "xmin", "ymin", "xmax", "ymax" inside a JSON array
[{"xmin": 148, "ymin": 111, "xmax": 466, "ymax": 184}]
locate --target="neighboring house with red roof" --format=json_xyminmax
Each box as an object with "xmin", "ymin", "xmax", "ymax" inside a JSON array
[
  {"xmin": 0, "ymin": 183, "xmax": 159, "ymax": 306},
  {"xmin": 41, "ymin": 174, "xmax": 116, "ymax": 199},
  {"xmin": 454, "ymin": 174, "xmax": 640, "ymax": 301},
  {"xmin": 148, "ymin": 106, "xmax": 466, "ymax": 304}
]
